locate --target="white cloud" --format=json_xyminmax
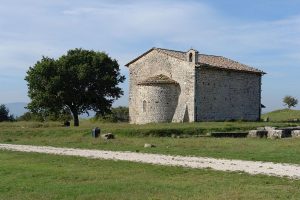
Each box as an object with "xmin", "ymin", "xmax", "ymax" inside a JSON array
[
  {"xmin": 2, "ymin": 0, "xmax": 299, "ymax": 68},
  {"xmin": 0, "ymin": 0, "xmax": 300, "ymax": 109}
]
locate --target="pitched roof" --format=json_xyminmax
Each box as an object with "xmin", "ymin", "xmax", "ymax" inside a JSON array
[
  {"xmin": 138, "ymin": 74, "xmax": 178, "ymax": 85},
  {"xmin": 126, "ymin": 47, "xmax": 265, "ymax": 74},
  {"xmin": 155, "ymin": 48, "xmax": 186, "ymax": 60},
  {"xmin": 197, "ymin": 54, "xmax": 265, "ymax": 74}
]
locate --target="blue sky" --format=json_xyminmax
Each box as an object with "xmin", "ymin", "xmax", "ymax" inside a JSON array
[{"xmin": 1, "ymin": 0, "xmax": 300, "ymax": 112}]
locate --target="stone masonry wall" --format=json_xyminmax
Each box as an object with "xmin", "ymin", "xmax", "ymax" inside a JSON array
[
  {"xmin": 129, "ymin": 49, "xmax": 195, "ymax": 124},
  {"xmin": 137, "ymin": 84, "xmax": 180, "ymax": 123},
  {"xmin": 195, "ymin": 67, "xmax": 261, "ymax": 121}
]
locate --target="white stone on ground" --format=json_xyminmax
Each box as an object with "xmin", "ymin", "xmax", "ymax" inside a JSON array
[
  {"xmin": 0, "ymin": 143, "xmax": 300, "ymax": 179},
  {"xmin": 292, "ymin": 130, "xmax": 300, "ymax": 138}
]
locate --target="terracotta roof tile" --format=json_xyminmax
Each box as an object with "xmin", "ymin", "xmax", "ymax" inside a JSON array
[
  {"xmin": 155, "ymin": 48, "xmax": 186, "ymax": 61},
  {"xmin": 197, "ymin": 54, "xmax": 265, "ymax": 74},
  {"xmin": 138, "ymin": 74, "xmax": 178, "ymax": 85},
  {"xmin": 156, "ymin": 48, "xmax": 264, "ymax": 74}
]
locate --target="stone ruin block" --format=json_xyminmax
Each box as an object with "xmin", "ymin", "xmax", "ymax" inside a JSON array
[
  {"xmin": 278, "ymin": 127, "xmax": 300, "ymax": 137},
  {"xmin": 264, "ymin": 126, "xmax": 277, "ymax": 131},
  {"xmin": 267, "ymin": 129, "xmax": 292, "ymax": 139},
  {"xmin": 292, "ymin": 130, "xmax": 300, "ymax": 138},
  {"xmin": 256, "ymin": 127, "xmax": 265, "ymax": 131},
  {"xmin": 248, "ymin": 130, "xmax": 268, "ymax": 138},
  {"xmin": 267, "ymin": 130, "xmax": 284, "ymax": 139},
  {"xmin": 250, "ymin": 126, "xmax": 300, "ymax": 139}
]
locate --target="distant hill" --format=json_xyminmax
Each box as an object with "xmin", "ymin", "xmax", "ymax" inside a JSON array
[
  {"xmin": 5, "ymin": 102, "xmax": 28, "ymax": 117},
  {"xmin": 4, "ymin": 102, "xmax": 95, "ymax": 119},
  {"xmin": 262, "ymin": 109, "xmax": 300, "ymax": 122}
]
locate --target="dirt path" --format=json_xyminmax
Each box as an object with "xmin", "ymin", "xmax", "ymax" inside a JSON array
[{"xmin": 1, "ymin": 143, "xmax": 300, "ymax": 179}]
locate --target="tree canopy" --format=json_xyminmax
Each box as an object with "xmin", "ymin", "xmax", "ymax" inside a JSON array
[
  {"xmin": 95, "ymin": 106, "xmax": 129, "ymax": 122},
  {"xmin": 283, "ymin": 95, "xmax": 298, "ymax": 109},
  {"xmin": 17, "ymin": 110, "xmax": 72, "ymax": 122},
  {"xmin": 25, "ymin": 48, "xmax": 125, "ymax": 126},
  {"xmin": 0, "ymin": 104, "xmax": 14, "ymax": 122}
]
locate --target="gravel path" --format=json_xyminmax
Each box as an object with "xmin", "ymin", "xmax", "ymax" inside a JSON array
[{"xmin": 1, "ymin": 143, "xmax": 300, "ymax": 179}]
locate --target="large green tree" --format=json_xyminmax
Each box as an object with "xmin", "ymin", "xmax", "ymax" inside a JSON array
[{"xmin": 25, "ymin": 48, "xmax": 125, "ymax": 126}]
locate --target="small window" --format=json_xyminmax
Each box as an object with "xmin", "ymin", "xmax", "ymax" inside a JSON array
[
  {"xmin": 143, "ymin": 100, "xmax": 147, "ymax": 112},
  {"xmin": 189, "ymin": 53, "xmax": 193, "ymax": 62}
]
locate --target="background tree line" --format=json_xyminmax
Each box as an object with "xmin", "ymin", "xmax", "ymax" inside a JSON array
[
  {"xmin": 0, "ymin": 104, "xmax": 15, "ymax": 122},
  {"xmin": 17, "ymin": 106, "xmax": 129, "ymax": 123}
]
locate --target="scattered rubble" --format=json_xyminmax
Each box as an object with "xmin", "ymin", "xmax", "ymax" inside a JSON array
[
  {"xmin": 248, "ymin": 130, "xmax": 268, "ymax": 138},
  {"xmin": 267, "ymin": 130, "xmax": 285, "ymax": 139},
  {"xmin": 144, "ymin": 143, "xmax": 156, "ymax": 148},
  {"xmin": 248, "ymin": 126, "xmax": 300, "ymax": 139},
  {"xmin": 101, "ymin": 133, "xmax": 115, "ymax": 140}
]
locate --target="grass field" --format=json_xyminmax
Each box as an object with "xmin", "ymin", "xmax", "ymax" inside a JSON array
[
  {"xmin": 262, "ymin": 109, "xmax": 300, "ymax": 122},
  {"xmin": 1, "ymin": 120, "xmax": 300, "ymax": 164},
  {"xmin": 0, "ymin": 119, "xmax": 296, "ymax": 135},
  {"xmin": 2, "ymin": 120, "xmax": 300, "ymax": 199},
  {"xmin": 1, "ymin": 150, "xmax": 300, "ymax": 200}
]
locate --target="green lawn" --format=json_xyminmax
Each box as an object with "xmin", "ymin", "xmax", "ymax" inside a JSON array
[
  {"xmin": 1, "ymin": 121, "xmax": 300, "ymax": 164},
  {"xmin": 262, "ymin": 109, "xmax": 300, "ymax": 122},
  {"xmin": 2, "ymin": 121, "xmax": 300, "ymax": 199},
  {"xmin": 0, "ymin": 120, "xmax": 295, "ymax": 136},
  {"xmin": 1, "ymin": 150, "xmax": 300, "ymax": 200}
]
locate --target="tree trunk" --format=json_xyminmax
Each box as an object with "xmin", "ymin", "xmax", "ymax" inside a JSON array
[
  {"xmin": 70, "ymin": 108, "xmax": 79, "ymax": 127},
  {"xmin": 73, "ymin": 113, "xmax": 79, "ymax": 126}
]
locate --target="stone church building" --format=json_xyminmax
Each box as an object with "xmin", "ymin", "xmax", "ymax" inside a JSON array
[{"xmin": 126, "ymin": 47, "xmax": 265, "ymax": 124}]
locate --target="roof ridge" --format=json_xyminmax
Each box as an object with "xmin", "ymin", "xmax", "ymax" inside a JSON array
[
  {"xmin": 198, "ymin": 53, "xmax": 222, "ymax": 57},
  {"xmin": 155, "ymin": 47, "xmax": 186, "ymax": 54},
  {"xmin": 126, "ymin": 47, "xmax": 265, "ymax": 74},
  {"xmin": 155, "ymin": 47, "xmax": 186, "ymax": 61}
]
